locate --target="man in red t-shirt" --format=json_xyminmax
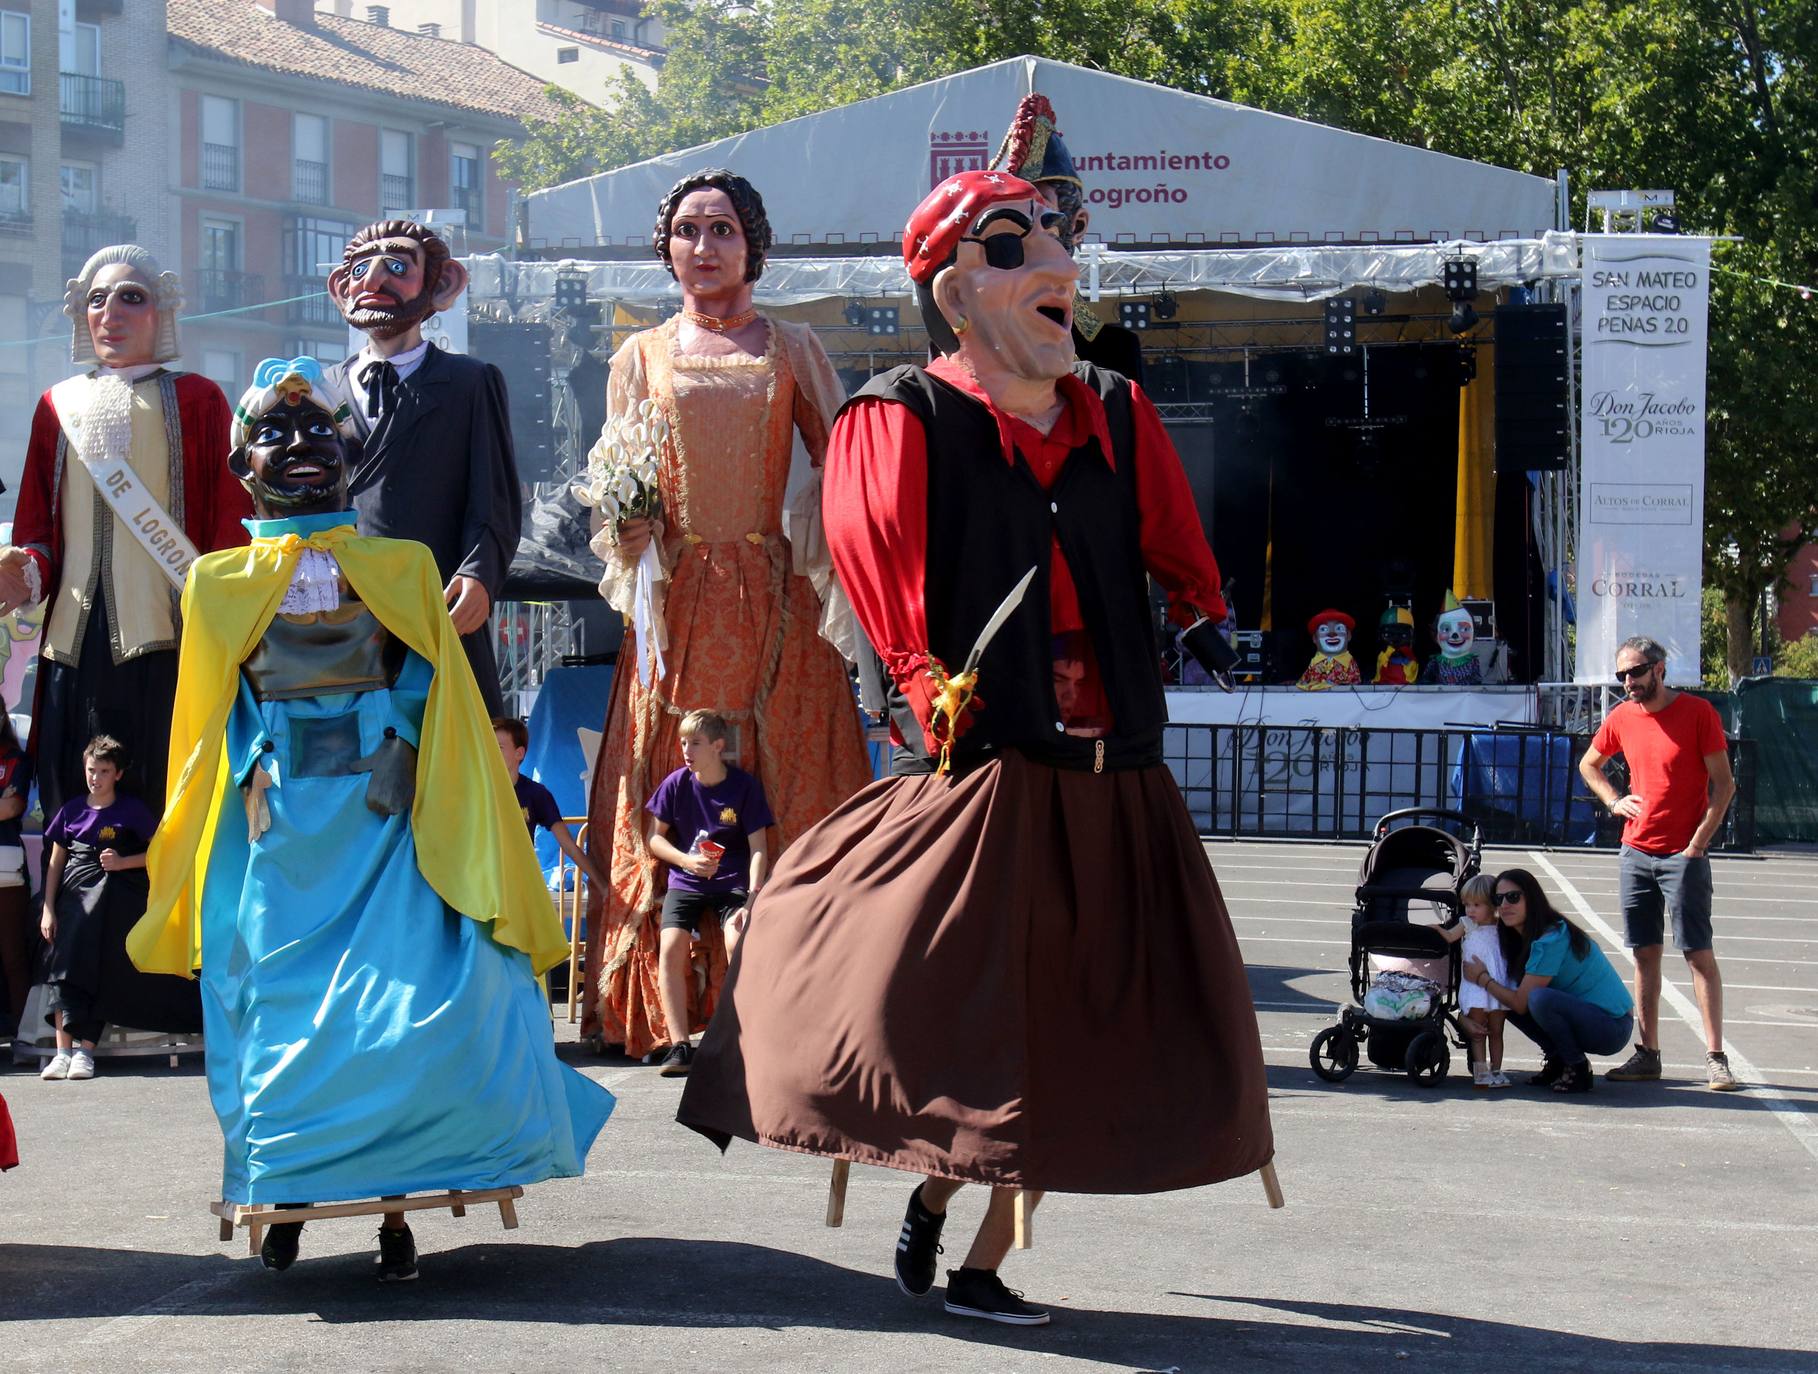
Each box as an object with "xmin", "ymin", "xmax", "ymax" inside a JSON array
[{"xmin": 1578, "ymin": 636, "xmax": 1738, "ymax": 1090}]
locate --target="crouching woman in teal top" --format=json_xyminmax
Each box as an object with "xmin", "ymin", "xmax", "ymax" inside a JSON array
[
  {"xmin": 130, "ymin": 359, "xmax": 613, "ymax": 1280},
  {"xmin": 1463, "ymin": 867, "xmax": 1635, "ymax": 1095}
]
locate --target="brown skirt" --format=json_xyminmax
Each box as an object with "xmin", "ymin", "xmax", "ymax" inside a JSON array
[{"xmin": 677, "ymin": 752, "xmax": 1274, "ymax": 1194}]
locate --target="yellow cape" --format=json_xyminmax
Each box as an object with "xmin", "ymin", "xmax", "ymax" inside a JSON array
[{"xmin": 128, "ymin": 524, "xmax": 570, "ymax": 977}]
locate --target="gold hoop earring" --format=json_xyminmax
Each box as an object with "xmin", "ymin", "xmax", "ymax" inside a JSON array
[{"xmin": 953, "ymin": 316, "xmax": 970, "ymax": 336}]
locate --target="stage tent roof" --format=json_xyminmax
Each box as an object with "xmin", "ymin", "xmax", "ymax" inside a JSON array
[{"xmin": 525, "ymin": 55, "xmax": 1558, "ymax": 254}]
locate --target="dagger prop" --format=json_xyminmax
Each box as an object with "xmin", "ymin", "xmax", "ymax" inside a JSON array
[{"xmin": 929, "ymin": 564, "xmax": 1038, "ymax": 775}]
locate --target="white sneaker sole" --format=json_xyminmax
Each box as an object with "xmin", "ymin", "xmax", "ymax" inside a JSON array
[{"xmin": 944, "ymin": 1299, "xmax": 1050, "ymax": 1326}]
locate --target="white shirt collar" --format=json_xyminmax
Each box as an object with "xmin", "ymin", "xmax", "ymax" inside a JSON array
[
  {"xmin": 358, "ymin": 339, "xmax": 431, "ymax": 382},
  {"xmin": 94, "ymin": 363, "xmax": 162, "ymax": 382}
]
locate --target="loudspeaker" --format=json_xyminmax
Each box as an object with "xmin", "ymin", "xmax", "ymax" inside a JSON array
[
  {"xmin": 1494, "ymin": 303, "xmax": 1570, "ymax": 471},
  {"xmin": 471, "ymin": 322, "xmax": 554, "ymax": 483}
]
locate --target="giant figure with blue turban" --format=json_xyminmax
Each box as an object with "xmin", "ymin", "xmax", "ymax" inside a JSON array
[{"xmin": 130, "ymin": 358, "xmax": 612, "ymax": 1281}]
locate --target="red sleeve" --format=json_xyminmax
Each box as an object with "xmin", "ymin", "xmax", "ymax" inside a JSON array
[
  {"xmin": 14, "ymin": 394, "xmax": 62, "ymax": 589},
  {"xmin": 177, "ymin": 375, "xmax": 252, "ymax": 552},
  {"xmin": 1128, "ymin": 381, "xmax": 1227, "ymax": 628},
  {"xmin": 823, "ymin": 397, "xmax": 930, "ymax": 692},
  {"xmin": 1697, "ymin": 698, "xmax": 1727, "ymax": 755},
  {"xmin": 1590, "ymin": 710, "xmax": 1620, "ymax": 758}
]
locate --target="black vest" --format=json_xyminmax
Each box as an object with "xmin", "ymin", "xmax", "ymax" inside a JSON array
[{"xmin": 847, "ymin": 362, "xmax": 1167, "ymax": 776}]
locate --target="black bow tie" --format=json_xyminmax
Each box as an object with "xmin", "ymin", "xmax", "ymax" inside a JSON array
[{"xmin": 358, "ymin": 358, "xmax": 400, "ymax": 420}]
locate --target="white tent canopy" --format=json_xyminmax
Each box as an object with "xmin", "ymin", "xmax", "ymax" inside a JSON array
[{"xmin": 526, "ymin": 55, "xmax": 1558, "ymax": 252}]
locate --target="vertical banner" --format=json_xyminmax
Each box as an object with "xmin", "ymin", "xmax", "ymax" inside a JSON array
[{"xmin": 1576, "ymin": 235, "xmax": 1710, "ymax": 683}]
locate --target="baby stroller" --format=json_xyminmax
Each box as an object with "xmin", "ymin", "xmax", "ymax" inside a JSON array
[{"xmin": 1308, "ymin": 808, "xmax": 1483, "ymax": 1087}]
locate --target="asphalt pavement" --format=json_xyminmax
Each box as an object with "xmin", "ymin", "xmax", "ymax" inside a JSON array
[{"xmin": 2, "ymin": 840, "xmax": 1815, "ymax": 1373}]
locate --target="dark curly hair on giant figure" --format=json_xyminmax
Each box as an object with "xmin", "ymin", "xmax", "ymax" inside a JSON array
[{"xmin": 653, "ymin": 168, "xmax": 773, "ymax": 284}]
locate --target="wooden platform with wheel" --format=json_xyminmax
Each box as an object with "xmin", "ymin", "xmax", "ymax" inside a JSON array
[
  {"xmin": 823, "ymin": 1159, "xmax": 1284, "ymax": 1247},
  {"xmin": 210, "ymin": 1188, "xmax": 522, "ymax": 1256}
]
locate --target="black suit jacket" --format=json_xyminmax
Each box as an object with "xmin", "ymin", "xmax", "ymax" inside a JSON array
[{"xmin": 331, "ymin": 344, "xmax": 523, "ymax": 710}]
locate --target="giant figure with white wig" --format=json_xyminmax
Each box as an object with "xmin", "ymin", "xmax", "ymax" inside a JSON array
[{"xmin": 0, "ymin": 245, "xmax": 251, "ymax": 1037}]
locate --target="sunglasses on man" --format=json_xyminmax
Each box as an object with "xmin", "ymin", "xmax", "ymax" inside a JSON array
[{"xmin": 1615, "ymin": 662, "xmax": 1659, "ymax": 683}]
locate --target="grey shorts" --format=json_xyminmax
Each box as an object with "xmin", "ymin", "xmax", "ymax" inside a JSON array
[{"xmin": 1619, "ymin": 845, "xmax": 1714, "ymax": 953}]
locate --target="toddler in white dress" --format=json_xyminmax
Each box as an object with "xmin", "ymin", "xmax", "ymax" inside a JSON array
[{"xmin": 1438, "ymin": 874, "xmax": 1510, "ymax": 1087}]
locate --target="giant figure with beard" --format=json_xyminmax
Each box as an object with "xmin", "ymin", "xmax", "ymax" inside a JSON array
[
  {"xmin": 131, "ymin": 358, "xmax": 612, "ymax": 1280},
  {"xmin": 324, "ymin": 221, "xmax": 521, "ymax": 714},
  {"xmin": 678, "ymin": 171, "xmax": 1271, "ymax": 1327}
]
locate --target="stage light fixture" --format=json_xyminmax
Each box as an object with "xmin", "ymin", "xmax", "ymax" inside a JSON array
[
  {"xmin": 1362, "ymin": 289, "xmax": 1387, "ymax": 317},
  {"xmin": 1442, "ymin": 257, "xmax": 1477, "ymax": 299},
  {"xmin": 843, "ymin": 301, "xmax": 866, "ymax": 328},
  {"xmin": 1154, "ymin": 289, "xmax": 1178, "ymax": 321},
  {"xmin": 1324, "ymin": 295, "xmax": 1356, "ymax": 355},
  {"xmin": 1456, "ymin": 343, "xmax": 1478, "ymax": 386},
  {"xmin": 1449, "ymin": 299, "xmax": 1479, "ymax": 334},
  {"xmin": 1120, "ymin": 300, "xmax": 1151, "ymax": 331},
  {"xmin": 865, "ymin": 305, "xmax": 900, "ymax": 337},
  {"xmin": 553, "ymin": 267, "xmax": 589, "ymax": 312}
]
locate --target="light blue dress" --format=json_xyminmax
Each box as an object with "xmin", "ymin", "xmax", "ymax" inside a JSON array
[{"xmin": 200, "ymin": 512, "xmax": 613, "ymax": 1205}]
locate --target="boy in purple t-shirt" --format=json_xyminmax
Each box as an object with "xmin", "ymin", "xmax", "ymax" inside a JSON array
[
  {"xmin": 493, "ymin": 716, "xmax": 606, "ymax": 894},
  {"xmin": 38, "ymin": 735, "xmax": 155, "ymax": 1081},
  {"xmin": 645, "ymin": 709, "xmax": 774, "ymax": 1077}
]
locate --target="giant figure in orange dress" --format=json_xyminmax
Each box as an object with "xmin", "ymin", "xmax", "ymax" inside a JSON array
[{"xmin": 581, "ymin": 169, "xmax": 872, "ymax": 1057}]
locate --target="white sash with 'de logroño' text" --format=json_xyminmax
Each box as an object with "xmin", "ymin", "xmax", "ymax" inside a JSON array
[{"xmin": 50, "ymin": 374, "xmax": 200, "ymax": 591}]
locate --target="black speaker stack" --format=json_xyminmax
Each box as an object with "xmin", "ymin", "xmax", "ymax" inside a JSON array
[
  {"xmin": 470, "ymin": 321, "xmax": 554, "ymax": 484},
  {"xmin": 1493, "ymin": 302, "xmax": 1571, "ymax": 472}
]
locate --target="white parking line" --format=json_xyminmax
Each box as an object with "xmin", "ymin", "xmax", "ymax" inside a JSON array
[{"xmin": 1529, "ymin": 849, "xmax": 1818, "ymax": 1167}]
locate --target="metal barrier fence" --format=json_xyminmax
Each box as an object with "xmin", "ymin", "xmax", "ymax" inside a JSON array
[{"xmin": 1164, "ymin": 722, "xmax": 1756, "ymax": 852}]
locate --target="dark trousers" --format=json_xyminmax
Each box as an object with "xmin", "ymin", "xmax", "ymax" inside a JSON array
[{"xmin": 1509, "ymin": 987, "xmax": 1634, "ymax": 1066}]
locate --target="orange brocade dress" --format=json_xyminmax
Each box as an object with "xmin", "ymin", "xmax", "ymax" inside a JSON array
[{"xmin": 582, "ymin": 317, "xmax": 872, "ymax": 1055}]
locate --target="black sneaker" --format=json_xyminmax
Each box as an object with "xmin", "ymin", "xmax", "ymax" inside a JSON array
[
  {"xmin": 375, "ymin": 1224, "xmax": 418, "ymax": 1282},
  {"xmin": 893, "ymin": 1184, "xmax": 946, "ymax": 1298},
  {"xmin": 1606, "ymin": 1044, "xmax": 1663, "ymax": 1082},
  {"xmin": 1552, "ymin": 1060, "xmax": 1594, "ymax": 1094},
  {"xmin": 259, "ymin": 1218, "xmax": 304, "ymax": 1272},
  {"xmin": 1527, "ymin": 1059, "xmax": 1566, "ymax": 1088},
  {"xmin": 658, "ymin": 1042, "xmax": 694, "ymax": 1078},
  {"xmin": 943, "ymin": 1267, "xmax": 1050, "ymax": 1326}
]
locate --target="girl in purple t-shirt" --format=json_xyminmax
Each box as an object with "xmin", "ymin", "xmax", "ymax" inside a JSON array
[{"xmin": 37, "ymin": 736, "xmax": 155, "ymax": 1081}]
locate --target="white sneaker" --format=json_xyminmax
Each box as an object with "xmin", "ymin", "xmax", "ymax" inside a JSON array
[
  {"xmin": 67, "ymin": 1049, "xmax": 96, "ymax": 1080},
  {"xmin": 1488, "ymin": 1071, "xmax": 1513, "ymax": 1089},
  {"xmin": 40, "ymin": 1052, "xmax": 71, "ymax": 1080},
  {"xmin": 1472, "ymin": 1065, "xmax": 1493, "ymax": 1089}
]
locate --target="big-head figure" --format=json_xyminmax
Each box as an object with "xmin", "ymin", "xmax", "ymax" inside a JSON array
[
  {"xmin": 324, "ymin": 220, "xmax": 520, "ymax": 714},
  {"xmin": 0, "ymin": 245, "xmax": 250, "ymax": 828}
]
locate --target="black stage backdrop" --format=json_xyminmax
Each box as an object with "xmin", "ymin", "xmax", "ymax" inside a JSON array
[{"xmin": 1163, "ymin": 347, "xmax": 1470, "ymax": 681}]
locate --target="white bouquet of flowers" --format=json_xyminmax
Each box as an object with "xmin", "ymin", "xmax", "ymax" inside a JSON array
[{"xmin": 575, "ymin": 399, "xmax": 671, "ymax": 685}]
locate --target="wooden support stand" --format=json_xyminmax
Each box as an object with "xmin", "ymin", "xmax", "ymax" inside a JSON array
[
  {"xmin": 825, "ymin": 1159, "xmax": 850, "ymax": 1227},
  {"xmin": 1260, "ymin": 1161, "xmax": 1285, "ymax": 1209},
  {"xmin": 211, "ymin": 1187, "xmax": 523, "ymax": 1257},
  {"xmin": 1011, "ymin": 1189, "xmax": 1033, "ymax": 1249}
]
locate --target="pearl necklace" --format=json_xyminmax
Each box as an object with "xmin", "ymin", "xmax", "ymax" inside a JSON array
[{"xmin": 682, "ymin": 306, "xmax": 759, "ymax": 332}]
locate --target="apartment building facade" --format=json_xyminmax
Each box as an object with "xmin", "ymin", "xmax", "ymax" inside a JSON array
[
  {"xmin": 167, "ymin": 0, "xmax": 570, "ymax": 397},
  {"xmin": 0, "ymin": 0, "xmax": 174, "ymax": 512},
  {"xmin": 315, "ymin": 0, "xmax": 666, "ymax": 102}
]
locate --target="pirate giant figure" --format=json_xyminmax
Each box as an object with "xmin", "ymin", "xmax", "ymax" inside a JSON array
[
  {"xmin": 0, "ymin": 247, "xmax": 250, "ymax": 1039},
  {"xmin": 679, "ymin": 171, "xmax": 1270, "ymax": 1326},
  {"xmin": 325, "ymin": 221, "xmax": 521, "ymax": 714},
  {"xmin": 132, "ymin": 358, "xmax": 611, "ymax": 1281}
]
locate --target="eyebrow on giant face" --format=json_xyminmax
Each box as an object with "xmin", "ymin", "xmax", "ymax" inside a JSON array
[{"xmin": 969, "ymin": 206, "xmax": 1035, "ymax": 236}]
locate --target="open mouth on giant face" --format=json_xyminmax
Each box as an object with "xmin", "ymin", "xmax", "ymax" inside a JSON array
[
  {"xmin": 1036, "ymin": 304, "xmax": 1068, "ymax": 329},
  {"xmin": 270, "ymin": 457, "xmax": 341, "ymax": 488}
]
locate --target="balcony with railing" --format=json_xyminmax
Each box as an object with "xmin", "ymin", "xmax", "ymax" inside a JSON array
[
  {"xmin": 202, "ymin": 143, "xmax": 240, "ymax": 193},
  {"xmin": 284, "ymin": 275, "xmax": 340, "ymax": 328},
  {"xmin": 60, "ymin": 73, "xmax": 126, "ymax": 141},
  {"xmin": 196, "ymin": 268, "xmax": 264, "ymax": 315},
  {"xmin": 380, "ymin": 174, "xmax": 413, "ymax": 217},
  {"xmin": 62, "ymin": 208, "xmax": 137, "ymax": 278},
  {"xmin": 293, "ymin": 159, "xmax": 328, "ymax": 205},
  {"xmin": 0, "ymin": 209, "xmax": 32, "ymax": 238}
]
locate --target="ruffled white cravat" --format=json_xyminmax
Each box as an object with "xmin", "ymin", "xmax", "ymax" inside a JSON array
[{"xmin": 278, "ymin": 547, "xmax": 342, "ymax": 614}]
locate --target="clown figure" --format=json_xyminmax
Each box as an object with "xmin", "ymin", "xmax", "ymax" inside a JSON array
[
  {"xmin": 1297, "ymin": 609, "xmax": 1361, "ymax": 689},
  {"xmin": 1374, "ymin": 604, "xmax": 1419, "ymax": 684},
  {"xmin": 1420, "ymin": 592, "xmax": 1483, "ymax": 685}
]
